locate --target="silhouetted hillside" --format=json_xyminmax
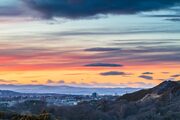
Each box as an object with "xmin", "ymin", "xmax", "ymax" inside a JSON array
[
  {"xmin": 0, "ymin": 81, "xmax": 180, "ymax": 120},
  {"xmin": 118, "ymin": 80, "xmax": 180, "ymax": 102}
]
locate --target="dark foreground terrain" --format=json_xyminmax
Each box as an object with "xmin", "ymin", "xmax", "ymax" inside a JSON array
[{"xmin": 0, "ymin": 80, "xmax": 180, "ymax": 120}]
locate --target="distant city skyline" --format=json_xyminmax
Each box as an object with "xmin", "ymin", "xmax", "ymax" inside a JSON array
[{"xmin": 0, "ymin": 0, "xmax": 180, "ymax": 88}]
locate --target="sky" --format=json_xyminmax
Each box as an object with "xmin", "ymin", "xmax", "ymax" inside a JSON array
[{"xmin": 0, "ymin": 0, "xmax": 180, "ymax": 88}]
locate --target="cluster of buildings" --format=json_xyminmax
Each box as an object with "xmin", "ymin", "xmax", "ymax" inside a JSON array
[{"xmin": 0, "ymin": 92, "xmax": 116, "ymax": 108}]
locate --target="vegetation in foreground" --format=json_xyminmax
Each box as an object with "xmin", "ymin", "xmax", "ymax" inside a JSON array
[{"xmin": 0, "ymin": 81, "xmax": 180, "ymax": 120}]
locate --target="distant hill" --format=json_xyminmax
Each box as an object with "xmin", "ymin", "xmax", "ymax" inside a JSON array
[
  {"xmin": 0, "ymin": 90, "xmax": 20, "ymax": 96},
  {"xmin": 0, "ymin": 84, "xmax": 141, "ymax": 95},
  {"xmin": 0, "ymin": 81, "xmax": 180, "ymax": 120}
]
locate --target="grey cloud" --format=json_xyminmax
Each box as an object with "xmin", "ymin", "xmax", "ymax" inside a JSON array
[
  {"xmin": 85, "ymin": 63, "xmax": 123, "ymax": 67},
  {"xmin": 98, "ymin": 45, "xmax": 180, "ymax": 64},
  {"xmin": 50, "ymin": 29, "xmax": 180, "ymax": 36},
  {"xmin": 162, "ymin": 72, "xmax": 170, "ymax": 74},
  {"xmin": 158, "ymin": 79, "xmax": 165, "ymax": 81},
  {"xmin": 46, "ymin": 80, "xmax": 66, "ymax": 84},
  {"xmin": 139, "ymin": 75, "xmax": 153, "ymax": 80},
  {"xmin": 85, "ymin": 47, "xmax": 121, "ymax": 52},
  {"xmin": 46, "ymin": 79, "xmax": 55, "ymax": 84},
  {"xmin": 166, "ymin": 18, "xmax": 180, "ymax": 22},
  {"xmin": 144, "ymin": 7, "xmax": 180, "ymax": 22},
  {"xmin": 58, "ymin": 80, "xmax": 65, "ymax": 84},
  {"xmin": 171, "ymin": 74, "xmax": 180, "ymax": 78},
  {"xmin": 31, "ymin": 80, "xmax": 38, "ymax": 83},
  {"xmin": 142, "ymin": 72, "xmax": 154, "ymax": 75},
  {"xmin": 0, "ymin": 79, "xmax": 17, "ymax": 83},
  {"xmin": 147, "ymin": 14, "xmax": 180, "ymax": 18},
  {"xmin": 100, "ymin": 71, "xmax": 129, "ymax": 76}
]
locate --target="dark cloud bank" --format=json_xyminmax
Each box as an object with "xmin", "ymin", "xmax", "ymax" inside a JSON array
[{"xmin": 23, "ymin": 0, "xmax": 180, "ymax": 19}]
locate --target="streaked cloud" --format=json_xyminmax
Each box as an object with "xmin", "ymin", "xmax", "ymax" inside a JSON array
[
  {"xmin": 85, "ymin": 63, "xmax": 123, "ymax": 67},
  {"xmin": 139, "ymin": 75, "xmax": 153, "ymax": 80},
  {"xmin": 0, "ymin": 0, "xmax": 179, "ymax": 88},
  {"xmin": 166, "ymin": 18, "xmax": 180, "ymax": 22},
  {"xmin": 144, "ymin": 7, "xmax": 180, "ymax": 22},
  {"xmin": 142, "ymin": 72, "xmax": 154, "ymax": 75},
  {"xmin": 162, "ymin": 72, "xmax": 170, "ymax": 74},
  {"xmin": 171, "ymin": 74, "xmax": 180, "ymax": 78},
  {"xmin": 0, "ymin": 79, "xmax": 17, "ymax": 83},
  {"xmin": 85, "ymin": 47, "xmax": 121, "ymax": 52},
  {"xmin": 100, "ymin": 71, "xmax": 130, "ymax": 76}
]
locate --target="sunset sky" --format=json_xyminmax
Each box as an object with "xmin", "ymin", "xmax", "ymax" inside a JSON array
[{"xmin": 0, "ymin": 0, "xmax": 180, "ymax": 88}]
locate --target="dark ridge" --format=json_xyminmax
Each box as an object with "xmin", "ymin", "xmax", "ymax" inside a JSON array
[
  {"xmin": 117, "ymin": 89, "xmax": 152, "ymax": 102},
  {"xmin": 117, "ymin": 80, "xmax": 180, "ymax": 102},
  {"xmin": 0, "ymin": 90, "xmax": 20, "ymax": 96},
  {"xmin": 152, "ymin": 80, "xmax": 180, "ymax": 94}
]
